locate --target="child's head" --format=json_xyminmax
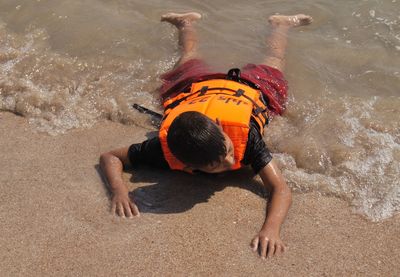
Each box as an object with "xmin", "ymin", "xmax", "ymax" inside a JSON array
[{"xmin": 167, "ymin": 111, "xmax": 235, "ymax": 173}]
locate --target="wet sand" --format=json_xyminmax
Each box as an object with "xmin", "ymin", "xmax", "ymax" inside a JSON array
[{"xmin": 0, "ymin": 111, "xmax": 399, "ymax": 276}]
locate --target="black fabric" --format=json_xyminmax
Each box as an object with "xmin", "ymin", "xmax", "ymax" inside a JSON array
[
  {"xmin": 241, "ymin": 120, "xmax": 273, "ymax": 173},
  {"xmin": 128, "ymin": 137, "xmax": 169, "ymax": 169},
  {"xmin": 128, "ymin": 122, "xmax": 272, "ymax": 174}
]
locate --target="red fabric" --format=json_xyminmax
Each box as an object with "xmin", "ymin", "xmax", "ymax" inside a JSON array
[
  {"xmin": 159, "ymin": 59, "xmax": 210, "ymax": 99},
  {"xmin": 159, "ymin": 59, "xmax": 288, "ymax": 116},
  {"xmin": 240, "ymin": 63, "xmax": 288, "ymax": 116}
]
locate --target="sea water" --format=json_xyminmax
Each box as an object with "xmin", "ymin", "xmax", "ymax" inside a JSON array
[{"xmin": 0, "ymin": 0, "xmax": 399, "ymax": 221}]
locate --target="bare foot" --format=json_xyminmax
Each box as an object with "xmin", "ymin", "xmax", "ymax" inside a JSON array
[
  {"xmin": 268, "ymin": 14, "xmax": 313, "ymax": 27},
  {"xmin": 161, "ymin": 12, "xmax": 202, "ymax": 28}
]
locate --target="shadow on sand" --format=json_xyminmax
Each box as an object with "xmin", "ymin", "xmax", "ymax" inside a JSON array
[
  {"xmin": 126, "ymin": 166, "xmax": 267, "ymax": 214},
  {"xmin": 96, "ymin": 164, "xmax": 268, "ymax": 214}
]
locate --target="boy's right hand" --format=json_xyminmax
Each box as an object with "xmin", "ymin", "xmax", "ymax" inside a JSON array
[{"xmin": 111, "ymin": 191, "xmax": 140, "ymax": 218}]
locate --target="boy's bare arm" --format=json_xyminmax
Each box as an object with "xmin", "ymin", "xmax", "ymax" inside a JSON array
[
  {"xmin": 251, "ymin": 159, "xmax": 292, "ymax": 258},
  {"xmin": 99, "ymin": 147, "xmax": 140, "ymax": 218}
]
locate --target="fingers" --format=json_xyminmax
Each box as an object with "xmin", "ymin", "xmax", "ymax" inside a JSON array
[
  {"xmin": 251, "ymin": 236, "xmax": 286, "ymax": 259},
  {"xmin": 111, "ymin": 201, "xmax": 117, "ymax": 215},
  {"xmin": 260, "ymin": 238, "xmax": 268, "ymax": 259},
  {"xmin": 111, "ymin": 197, "xmax": 140, "ymax": 218},
  {"xmin": 117, "ymin": 202, "xmax": 125, "ymax": 217},
  {"xmin": 267, "ymin": 240, "xmax": 275, "ymax": 258},
  {"xmin": 124, "ymin": 202, "xmax": 134, "ymax": 218},
  {"xmin": 251, "ymin": 237, "xmax": 259, "ymax": 252},
  {"xmin": 275, "ymin": 243, "xmax": 286, "ymax": 255},
  {"xmin": 129, "ymin": 202, "xmax": 140, "ymax": 217}
]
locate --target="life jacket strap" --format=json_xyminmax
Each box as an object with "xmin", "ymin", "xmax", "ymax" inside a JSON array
[{"xmin": 132, "ymin": 103, "xmax": 163, "ymax": 119}]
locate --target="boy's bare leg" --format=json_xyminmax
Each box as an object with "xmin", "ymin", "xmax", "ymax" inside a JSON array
[
  {"xmin": 263, "ymin": 14, "xmax": 313, "ymax": 72},
  {"xmin": 161, "ymin": 12, "xmax": 202, "ymax": 67}
]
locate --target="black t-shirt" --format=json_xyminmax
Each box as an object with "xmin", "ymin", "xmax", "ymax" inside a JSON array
[{"xmin": 128, "ymin": 120, "xmax": 272, "ymax": 174}]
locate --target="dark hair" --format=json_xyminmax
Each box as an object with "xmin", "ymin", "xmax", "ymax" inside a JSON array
[{"xmin": 167, "ymin": 111, "xmax": 227, "ymax": 167}]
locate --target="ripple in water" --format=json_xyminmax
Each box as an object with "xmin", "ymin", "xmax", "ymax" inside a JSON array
[
  {"xmin": 0, "ymin": 22, "xmax": 174, "ymax": 135},
  {"xmin": 267, "ymin": 95, "xmax": 400, "ymax": 222}
]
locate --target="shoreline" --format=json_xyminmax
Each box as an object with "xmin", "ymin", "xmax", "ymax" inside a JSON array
[{"xmin": 0, "ymin": 111, "xmax": 399, "ymax": 276}]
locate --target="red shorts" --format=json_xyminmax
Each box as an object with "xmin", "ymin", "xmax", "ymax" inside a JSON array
[{"xmin": 159, "ymin": 59, "xmax": 288, "ymax": 116}]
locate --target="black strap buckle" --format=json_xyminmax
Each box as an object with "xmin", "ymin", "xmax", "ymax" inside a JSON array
[
  {"xmin": 227, "ymin": 68, "xmax": 241, "ymax": 82},
  {"xmin": 199, "ymin": 86, "xmax": 208, "ymax": 96},
  {"xmin": 253, "ymin": 107, "xmax": 264, "ymax": 115},
  {"xmin": 235, "ymin": 89, "xmax": 245, "ymax": 97}
]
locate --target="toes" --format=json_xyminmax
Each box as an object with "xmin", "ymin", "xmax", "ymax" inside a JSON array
[
  {"xmin": 268, "ymin": 15, "xmax": 279, "ymax": 23},
  {"xmin": 268, "ymin": 14, "xmax": 313, "ymax": 27},
  {"xmin": 161, "ymin": 12, "xmax": 202, "ymax": 23},
  {"xmin": 297, "ymin": 14, "xmax": 313, "ymax": 25}
]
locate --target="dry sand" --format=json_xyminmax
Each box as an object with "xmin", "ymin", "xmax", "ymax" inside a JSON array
[{"xmin": 0, "ymin": 111, "xmax": 399, "ymax": 276}]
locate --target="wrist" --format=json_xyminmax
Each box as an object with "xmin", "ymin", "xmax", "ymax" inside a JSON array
[
  {"xmin": 261, "ymin": 221, "xmax": 280, "ymax": 233},
  {"xmin": 112, "ymin": 184, "xmax": 128, "ymax": 195}
]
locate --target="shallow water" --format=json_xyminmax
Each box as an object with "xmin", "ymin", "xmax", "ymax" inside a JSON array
[{"xmin": 0, "ymin": 0, "xmax": 399, "ymax": 221}]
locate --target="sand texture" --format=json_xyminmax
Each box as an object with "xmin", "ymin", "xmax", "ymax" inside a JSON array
[{"xmin": 0, "ymin": 112, "xmax": 399, "ymax": 276}]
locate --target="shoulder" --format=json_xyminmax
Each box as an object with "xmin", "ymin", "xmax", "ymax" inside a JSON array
[
  {"xmin": 128, "ymin": 137, "xmax": 169, "ymax": 169},
  {"xmin": 246, "ymin": 120, "xmax": 266, "ymax": 150},
  {"xmin": 242, "ymin": 120, "xmax": 272, "ymax": 173}
]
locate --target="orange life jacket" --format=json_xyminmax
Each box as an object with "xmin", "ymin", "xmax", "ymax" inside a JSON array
[{"xmin": 159, "ymin": 79, "xmax": 269, "ymax": 172}]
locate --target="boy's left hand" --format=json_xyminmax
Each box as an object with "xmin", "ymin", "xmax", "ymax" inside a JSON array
[{"xmin": 251, "ymin": 228, "xmax": 286, "ymax": 259}]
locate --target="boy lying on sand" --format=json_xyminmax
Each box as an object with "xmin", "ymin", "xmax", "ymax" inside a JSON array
[{"xmin": 100, "ymin": 12, "xmax": 312, "ymax": 259}]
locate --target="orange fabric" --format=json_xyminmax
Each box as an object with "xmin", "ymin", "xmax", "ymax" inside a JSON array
[{"xmin": 159, "ymin": 79, "xmax": 268, "ymax": 171}]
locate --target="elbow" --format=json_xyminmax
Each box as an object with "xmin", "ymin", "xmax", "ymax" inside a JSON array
[
  {"xmin": 100, "ymin": 151, "xmax": 126, "ymax": 171},
  {"xmin": 99, "ymin": 152, "xmax": 112, "ymax": 169}
]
